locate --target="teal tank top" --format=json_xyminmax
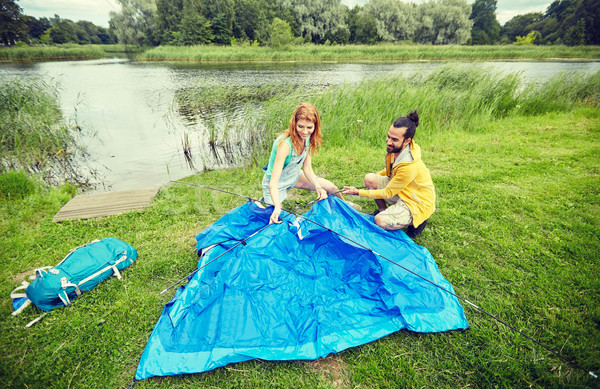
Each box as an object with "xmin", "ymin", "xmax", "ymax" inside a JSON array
[{"xmin": 264, "ymin": 135, "xmax": 304, "ymax": 177}]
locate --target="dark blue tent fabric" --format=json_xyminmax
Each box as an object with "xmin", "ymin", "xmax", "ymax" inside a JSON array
[{"xmin": 135, "ymin": 197, "xmax": 468, "ymax": 380}]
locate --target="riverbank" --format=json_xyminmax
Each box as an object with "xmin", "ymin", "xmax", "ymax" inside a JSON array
[
  {"xmin": 135, "ymin": 44, "xmax": 600, "ymax": 62},
  {"xmin": 1, "ymin": 44, "xmax": 600, "ymax": 63},
  {"xmin": 1, "ymin": 67, "xmax": 599, "ymax": 387},
  {"xmin": 0, "ymin": 44, "xmax": 141, "ymax": 62}
]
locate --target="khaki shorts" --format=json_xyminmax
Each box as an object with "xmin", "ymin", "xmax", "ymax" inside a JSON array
[{"xmin": 376, "ymin": 175, "xmax": 413, "ymax": 227}]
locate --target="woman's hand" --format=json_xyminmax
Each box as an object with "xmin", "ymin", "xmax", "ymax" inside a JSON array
[
  {"xmin": 342, "ymin": 186, "xmax": 359, "ymax": 196},
  {"xmin": 316, "ymin": 187, "xmax": 327, "ymax": 201},
  {"xmin": 269, "ymin": 205, "xmax": 282, "ymax": 224}
]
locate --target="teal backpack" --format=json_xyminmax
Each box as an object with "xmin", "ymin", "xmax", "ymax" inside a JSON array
[{"xmin": 11, "ymin": 238, "xmax": 137, "ymax": 326}]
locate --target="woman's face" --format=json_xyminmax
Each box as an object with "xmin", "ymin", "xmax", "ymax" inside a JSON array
[{"xmin": 295, "ymin": 118, "xmax": 315, "ymax": 141}]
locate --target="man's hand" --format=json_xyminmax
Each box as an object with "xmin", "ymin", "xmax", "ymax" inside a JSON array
[{"xmin": 342, "ymin": 186, "xmax": 359, "ymax": 196}]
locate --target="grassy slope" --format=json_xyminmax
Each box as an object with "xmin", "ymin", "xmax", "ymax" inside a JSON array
[{"xmin": 0, "ymin": 108, "xmax": 598, "ymax": 388}]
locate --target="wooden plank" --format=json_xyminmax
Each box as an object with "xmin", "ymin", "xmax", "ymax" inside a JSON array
[{"xmin": 53, "ymin": 187, "xmax": 160, "ymax": 222}]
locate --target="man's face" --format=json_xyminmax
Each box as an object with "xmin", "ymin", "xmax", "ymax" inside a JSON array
[{"xmin": 386, "ymin": 125, "xmax": 410, "ymax": 154}]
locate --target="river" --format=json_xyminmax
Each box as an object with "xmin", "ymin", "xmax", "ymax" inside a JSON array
[{"xmin": 1, "ymin": 59, "xmax": 599, "ymax": 192}]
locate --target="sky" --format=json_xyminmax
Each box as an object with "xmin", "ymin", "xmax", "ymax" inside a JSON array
[{"xmin": 19, "ymin": 0, "xmax": 552, "ymax": 27}]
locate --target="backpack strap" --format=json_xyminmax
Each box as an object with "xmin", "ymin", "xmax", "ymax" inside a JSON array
[
  {"xmin": 34, "ymin": 266, "xmax": 53, "ymax": 278},
  {"xmin": 25, "ymin": 312, "xmax": 48, "ymax": 328},
  {"xmin": 10, "ymin": 281, "xmax": 32, "ymax": 316},
  {"xmin": 78, "ymin": 252, "xmax": 130, "ymax": 286},
  {"xmin": 60, "ymin": 277, "xmax": 82, "ymax": 297}
]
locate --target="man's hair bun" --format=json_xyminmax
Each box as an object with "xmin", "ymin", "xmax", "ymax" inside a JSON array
[{"xmin": 407, "ymin": 110, "xmax": 419, "ymax": 127}]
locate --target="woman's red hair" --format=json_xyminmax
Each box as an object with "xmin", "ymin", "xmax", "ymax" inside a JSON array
[{"xmin": 279, "ymin": 102, "xmax": 322, "ymax": 156}]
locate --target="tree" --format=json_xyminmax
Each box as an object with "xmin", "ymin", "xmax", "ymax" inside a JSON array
[
  {"xmin": 469, "ymin": 0, "xmax": 500, "ymax": 44},
  {"xmin": 564, "ymin": 17, "xmax": 586, "ymax": 45},
  {"xmin": 232, "ymin": 0, "xmax": 277, "ymax": 44},
  {"xmin": 415, "ymin": 0, "xmax": 472, "ymax": 45},
  {"xmin": 23, "ymin": 15, "xmax": 51, "ymax": 41},
  {"xmin": 269, "ymin": 17, "xmax": 294, "ymax": 47},
  {"xmin": 198, "ymin": 0, "xmax": 234, "ymax": 44},
  {"xmin": 500, "ymin": 12, "xmax": 544, "ymax": 42},
  {"xmin": 96, "ymin": 26, "xmax": 116, "ymax": 44},
  {"xmin": 353, "ymin": 11, "xmax": 378, "ymax": 44},
  {"xmin": 514, "ymin": 30, "xmax": 539, "ymax": 45},
  {"xmin": 0, "ymin": 0, "xmax": 28, "ymax": 45},
  {"xmin": 210, "ymin": 13, "xmax": 231, "ymax": 44},
  {"xmin": 327, "ymin": 26, "xmax": 350, "ymax": 44},
  {"xmin": 575, "ymin": 0, "xmax": 600, "ymax": 45},
  {"xmin": 364, "ymin": 0, "xmax": 417, "ymax": 42},
  {"xmin": 155, "ymin": 0, "xmax": 183, "ymax": 44},
  {"xmin": 179, "ymin": 12, "xmax": 213, "ymax": 45},
  {"xmin": 48, "ymin": 15, "xmax": 78, "ymax": 44},
  {"xmin": 278, "ymin": 0, "xmax": 347, "ymax": 43},
  {"xmin": 109, "ymin": 0, "xmax": 157, "ymax": 46}
]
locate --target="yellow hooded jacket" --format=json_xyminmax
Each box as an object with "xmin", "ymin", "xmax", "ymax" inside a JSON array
[{"xmin": 358, "ymin": 141, "xmax": 435, "ymax": 227}]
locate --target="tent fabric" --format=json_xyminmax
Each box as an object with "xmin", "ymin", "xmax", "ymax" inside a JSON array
[{"xmin": 135, "ymin": 197, "xmax": 469, "ymax": 380}]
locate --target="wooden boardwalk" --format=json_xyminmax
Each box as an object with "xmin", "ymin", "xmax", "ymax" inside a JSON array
[{"xmin": 53, "ymin": 187, "xmax": 160, "ymax": 222}]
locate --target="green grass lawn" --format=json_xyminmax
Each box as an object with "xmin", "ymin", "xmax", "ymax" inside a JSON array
[
  {"xmin": 1, "ymin": 65, "xmax": 599, "ymax": 388},
  {"xmin": 1, "ymin": 108, "xmax": 598, "ymax": 388}
]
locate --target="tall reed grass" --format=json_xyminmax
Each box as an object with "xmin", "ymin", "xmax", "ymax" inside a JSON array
[
  {"xmin": 0, "ymin": 78, "xmax": 75, "ymax": 168},
  {"xmin": 248, "ymin": 65, "xmax": 600, "ymax": 162},
  {"xmin": 140, "ymin": 44, "xmax": 600, "ymax": 62},
  {"xmin": 175, "ymin": 81, "xmax": 294, "ymax": 115},
  {"xmin": 0, "ymin": 45, "xmax": 106, "ymax": 62}
]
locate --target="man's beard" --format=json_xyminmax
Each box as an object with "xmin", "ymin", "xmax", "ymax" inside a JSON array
[{"xmin": 387, "ymin": 144, "xmax": 403, "ymax": 154}]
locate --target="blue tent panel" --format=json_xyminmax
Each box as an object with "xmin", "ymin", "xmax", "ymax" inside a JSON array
[{"xmin": 135, "ymin": 197, "xmax": 468, "ymax": 380}]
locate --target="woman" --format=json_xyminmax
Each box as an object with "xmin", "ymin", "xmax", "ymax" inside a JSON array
[{"xmin": 262, "ymin": 102, "xmax": 346, "ymax": 224}]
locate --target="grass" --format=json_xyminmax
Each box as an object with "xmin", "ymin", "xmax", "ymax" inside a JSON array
[
  {"xmin": 139, "ymin": 43, "xmax": 600, "ymax": 63},
  {"xmin": 3, "ymin": 43, "xmax": 599, "ymax": 64},
  {"xmin": 0, "ymin": 44, "xmax": 108, "ymax": 62},
  {"xmin": 1, "ymin": 66, "xmax": 599, "ymax": 388},
  {"xmin": 0, "ymin": 78, "xmax": 75, "ymax": 168}
]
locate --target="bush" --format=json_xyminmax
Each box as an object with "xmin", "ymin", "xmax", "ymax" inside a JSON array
[{"xmin": 0, "ymin": 171, "xmax": 36, "ymax": 200}]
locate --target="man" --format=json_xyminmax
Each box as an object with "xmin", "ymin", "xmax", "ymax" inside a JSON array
[{"xmin": 343, "ymin": 110, "xmax": 435, "ymax": 238}]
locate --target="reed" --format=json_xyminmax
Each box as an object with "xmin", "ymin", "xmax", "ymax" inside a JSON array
[
  {"xmin": 139, "ymin": 44, "xmax": 600, "ymax": 62},
  {"xmin": 0, "ymin": 78, "xmax": 75, "ymax": 168},
  {"xmin": 0, "ymin": 45, "xmax": 106, "ymax": 62},
  {"xmin": 175, "ymin": 80, "xmax": 293, "ymax": 115},
  {"xmin": 250, "ymin": 65, "xmax": 600, "ymax": 164}
]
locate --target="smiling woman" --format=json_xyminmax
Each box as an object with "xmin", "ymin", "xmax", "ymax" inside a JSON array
[{"xmin": 261, "ymin": 102, "xmax": 345, "ymax": 224}]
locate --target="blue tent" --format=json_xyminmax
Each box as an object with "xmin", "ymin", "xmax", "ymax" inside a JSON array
[{"xmin": 135, "ymin": 197, "xmax": 468, "ymax": 380}]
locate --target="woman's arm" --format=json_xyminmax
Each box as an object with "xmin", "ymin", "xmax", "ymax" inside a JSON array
[
  {"xmin": 302, "ymin": 154, "xmax": 327, "ymax": 200},
  {"xmin": 268, "ymin": 141, "xmax": 291, "ymax": 224}
]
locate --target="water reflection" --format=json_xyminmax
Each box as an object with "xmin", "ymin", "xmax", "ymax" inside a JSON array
[{"xmin": 1, "ymin": 59, "xmax": 599, "ymax": 192}]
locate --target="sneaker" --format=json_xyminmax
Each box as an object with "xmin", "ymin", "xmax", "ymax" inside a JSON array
[{"xmin": 405, "ymin": 219, "xmax": 428, "ymax": 239}]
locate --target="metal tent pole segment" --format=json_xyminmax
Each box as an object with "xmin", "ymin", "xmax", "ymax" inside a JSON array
[
  {"xmin": 168, "ymin": 180, "xmax": 598, "ymax": 379},
  {"xmin": 160, "ymin": 181, "xmax": 319, "ymax": 295},
  {"xmin": 159, "ymin": 223, "xmax": 272, "ymax": 295},
  {"xmin": 288, "ymin": 212, "xmax": 597, "ymax": 379}
]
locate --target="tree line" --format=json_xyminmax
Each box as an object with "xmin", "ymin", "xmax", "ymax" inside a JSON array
[
  {"xmin": 0, "ymin": 0, "xmax": 116, "ymax": 46},
  {"xmin": 1, "ymin": 0, "xmax": 598, "ymax": 47},
  {"xmin": 472, "ymin": 0, "xmax": 599, "ymax": 45}
]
